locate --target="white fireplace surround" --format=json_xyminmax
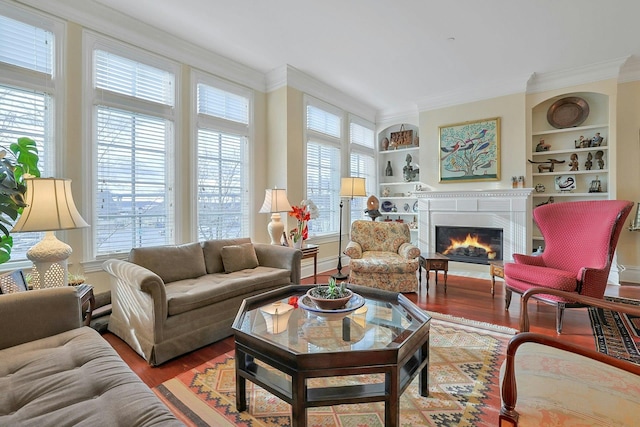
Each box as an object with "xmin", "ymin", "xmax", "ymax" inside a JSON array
[{"xmin": 415, "ymin": 189, "xmax": 533, "ymax": 263}]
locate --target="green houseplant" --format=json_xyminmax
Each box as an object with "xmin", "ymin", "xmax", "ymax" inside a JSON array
[
  {"xmin": 0, "ymin": 137, "xmax": 41, "ymax": 263},
  {"xmin": 306, "ymin": 277, "xmax": 353, "ymax": 310}
]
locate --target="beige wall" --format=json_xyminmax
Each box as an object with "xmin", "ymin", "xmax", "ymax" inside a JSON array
[
  {"xmin": 418, "ymin": 93, "xmax": 527, "ymax": 192},
  {"xmin": 616, "ymin": 80, "xmax": 640, "ymax": 281}
]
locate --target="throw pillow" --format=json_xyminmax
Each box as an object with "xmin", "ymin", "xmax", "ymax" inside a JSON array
[{"xmin": 221, "ymin": 243, "xmax": 259, "ymax": 273}]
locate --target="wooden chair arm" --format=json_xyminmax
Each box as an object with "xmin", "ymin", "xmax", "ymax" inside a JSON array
[
  {"xmin": 519, "ymin": 287, "xmax": 640, "ymax": 332},
  {"xmin": 500, "ymin": 331, "xmax": 640, "ymax": 426}
]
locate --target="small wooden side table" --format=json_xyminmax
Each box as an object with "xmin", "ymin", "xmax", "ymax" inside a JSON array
[
  {"xmin": 75, "ymin": 284, "xmax": 95, "ymax": 326},
  {"xmin": 300, "ymin": 244, "xmax": 319, "ymax": 284},
  {"xmin": 419, "ymin": 253, "xmax": 449, "ymax": 292},
  {"xmin": 489, "ymin": 261, "xmax": 504, "ymax": 297}
]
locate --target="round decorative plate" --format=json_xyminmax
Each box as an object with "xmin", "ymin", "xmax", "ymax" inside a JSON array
[
  {"xmin": 547, "ymin": 96, "xmax": 589, "ymax": 129},
  {"xmin": 412, "ymin": 200, "xmax": 418, "ymax": 212},
  {"xmin": 298, "ymin": 292, "xmax": 365, "ymax": 320},
  {"xmin": 381, "ymin": 200, "xmax": 393, "ymax": 212}
]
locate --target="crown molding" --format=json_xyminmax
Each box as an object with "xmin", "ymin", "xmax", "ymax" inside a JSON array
[
  {"xmin": 526, "ymin": 57, "xmax": 628, "ymax": 94},
  {"xmin": 266, "ymin": 64, "xmax": 377, "ymax": 122},
  {"xmin": 14, "ymin": 0, "xmax": 266, "ymax": 91},
  {"xmin": 376, "ymin": 107, "xmax": 419, "ymax": 125},
  {"xmin": 414, "ymin": 73, "xmax": 530, "ymax": 112}
]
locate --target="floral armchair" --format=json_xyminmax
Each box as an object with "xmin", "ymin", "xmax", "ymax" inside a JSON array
[{"xmin": 344, "ymin": 220, "xmax": 421, "ymax": 292}]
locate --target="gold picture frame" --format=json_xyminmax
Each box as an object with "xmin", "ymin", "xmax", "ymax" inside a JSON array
[{"xmin": 439, "ymin": 117, "xmax": 501, "ymax": 182}]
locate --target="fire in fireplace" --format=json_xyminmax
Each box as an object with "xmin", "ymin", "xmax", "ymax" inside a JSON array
[{"xmin": 436, "ymin": 226, "xmax": 503, "ymax": 265}]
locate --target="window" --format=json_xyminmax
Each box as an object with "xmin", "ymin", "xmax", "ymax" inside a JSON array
[
  {"xmin": 349, "ymin": 118, "xmax": 376, "ymax": 224},
  {"xmin": 0, "ymin": 8, "xmax": 61, "ymax": 263},
  {"xmin": 195, "ymin": 77, "xmax": 251, "ymax": 240},
  {"xmin": 305, "ymin": 100, "xmax": 342, "ymax": 237},
  {"xmin": 90, "ymin": 39, "xmax": 177, "ymax": 256}
]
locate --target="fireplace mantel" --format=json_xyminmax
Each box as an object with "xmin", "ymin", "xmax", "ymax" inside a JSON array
[{"xmin": 415, "ymin": 189, "xmax": 533, "ymax": 263}]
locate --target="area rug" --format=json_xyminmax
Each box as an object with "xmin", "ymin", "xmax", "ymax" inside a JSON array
[
  {"xmin": 153, "ymin": 314, "xmax": 516, "ymax": 427},
  {"xmin": 588, "ymin": 296, "xmax": 640, "ymax": 364}
]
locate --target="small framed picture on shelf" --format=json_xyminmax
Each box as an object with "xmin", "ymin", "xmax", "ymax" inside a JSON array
[
  {"xmin": 439, "ymin": 117, "xmax": 500, "ymax": 183},
  {"xmin": 554, "ymin": 175, "xmax": 576, "ymax": 192}
]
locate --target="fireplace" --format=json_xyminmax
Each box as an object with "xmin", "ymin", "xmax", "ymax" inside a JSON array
[
  {"xmin": 415, "ymin": 189, "xmax": 533, "ymax": 265},
  {"xmin": 436, "ymin": 226, "xmax": 503, "ymax": 265}
]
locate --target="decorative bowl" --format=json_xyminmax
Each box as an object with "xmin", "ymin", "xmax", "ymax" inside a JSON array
[
  {"xmin": 298, "ymin": 293, "xmax": 365, "ymax": 321},
  {"xmin": 305, "ymin": 287, "xmax": 353, "ymax": 310}
]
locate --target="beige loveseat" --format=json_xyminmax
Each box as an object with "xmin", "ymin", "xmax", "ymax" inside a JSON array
[
  {"xmin": 0, "ymin": 286, "xmax": 181, "ymax": 426},
  {"xmin": 103, "ymin": 238, "xmax": 301, "ymax": 365}
]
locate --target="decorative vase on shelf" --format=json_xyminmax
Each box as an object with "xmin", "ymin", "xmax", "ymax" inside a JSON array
[{"xmin": 385, "ymin": 161, "xmax": 393, "ymax": 176}]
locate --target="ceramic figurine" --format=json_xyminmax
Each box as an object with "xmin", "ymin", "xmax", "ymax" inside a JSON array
[
  {"xmin": 536, "ymin": 139, "xmax": 550, "ymax": 152},
  {"xmin": 382, "ymin": 137, "xmax": 389, "ymax": 151},
  {"xmin": 569, "ymin": 153, "xmax": 579, "ymax": 171},
  {"xmin": 585, "ymin": 152, "xmax": 593, "ymax": 170},
  {"xmin": 591, "ymin": 132, "xmax": 603, "ymax": 147},
  {"xmin": 595, "ymin": 150, "xmax": 605, "ymax": 169}
]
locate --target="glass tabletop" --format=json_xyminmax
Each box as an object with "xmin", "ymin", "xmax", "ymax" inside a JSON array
[{"xmin": 235, "ymin": 291, "xmax": 428, "ymax": 354}]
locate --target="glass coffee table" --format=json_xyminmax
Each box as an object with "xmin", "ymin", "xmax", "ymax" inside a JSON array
[{"xmin": 232, "ymin": 284, "xmax": 431, "ymax": 427}]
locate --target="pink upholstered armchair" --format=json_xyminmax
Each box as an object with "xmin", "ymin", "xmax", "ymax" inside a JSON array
[
  {"xmin": 504, "ymin": 200, "xmax": 633, "ymax": 333},
  {"xmin": 344, "ymin": 220, "xmax": 421, "ymax": 293}
]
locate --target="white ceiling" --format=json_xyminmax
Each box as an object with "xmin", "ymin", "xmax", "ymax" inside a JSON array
[{"xmin": 92, "ymin": 0, "xmax": 640, "ymax": 116}]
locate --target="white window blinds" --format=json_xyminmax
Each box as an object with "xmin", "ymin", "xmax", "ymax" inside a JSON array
[
  {"xmin": 93, "ymin": 47, "xmax": 175, "ymax": 256},
  {"xmin": 0, "ymin": 15, "xmax": 53, "ymax": 74},
  {"xmin": 306, "ymin": 140, "xmax": 340, "ymax": 235},
  {"xmin": 196, "ymin": 81, "xmax": 250, "ymax": 240},
  {"xmin": 0, "ymin": 11, "xmax": 56, "ymax": 263},
  {"xmin": 349, "ymin": 120, "xmax": 375, "ymax": 224}
]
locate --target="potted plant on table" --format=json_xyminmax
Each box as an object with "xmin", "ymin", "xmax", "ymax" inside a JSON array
[{"xmin": 306, "ymin": 277, "xmax": 353, "ymax": 310}]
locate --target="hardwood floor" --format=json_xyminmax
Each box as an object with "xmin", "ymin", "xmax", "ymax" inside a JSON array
[{"xmin": 103, "ymin": 269, "xmax": 640, "ymax": 389}]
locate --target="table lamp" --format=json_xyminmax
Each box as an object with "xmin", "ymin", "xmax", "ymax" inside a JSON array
[
  {"xmin": 259, "ymin": 188, "xmax": 292, "ymax": 245},
  {"xmin": 333, "ymin": 177, "xmax": 367, "ymax": 280},
  {"xmin": 11, "ymin": 178, "xmax": 89, "ymax": 288}
]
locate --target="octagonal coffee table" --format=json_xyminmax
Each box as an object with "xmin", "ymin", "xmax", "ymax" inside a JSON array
[{"xmin": 232, "ymin": 284, "xmax": 431, "ymax": 427}]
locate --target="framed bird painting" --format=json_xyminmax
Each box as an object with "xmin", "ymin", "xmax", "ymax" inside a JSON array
[{"xmin": 439, "ymin": 117, "xmax": 501, "ymax": 182}]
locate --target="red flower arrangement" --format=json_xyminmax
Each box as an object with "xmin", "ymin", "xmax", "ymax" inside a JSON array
[{"xmin": 288, "ymin": 205, "xmax": 311, "ymax": 243}]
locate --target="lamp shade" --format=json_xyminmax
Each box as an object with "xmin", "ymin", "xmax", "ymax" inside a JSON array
[
  {"xmin": 12, "ymin": 178, "xmax": 89, "ymax": 233},
  {"xmin": 259, "ymin": 188, "xmax": 293, "ymax": 213},
  {"xmin": 339, "ymin": 177, "xmax": 367, "ymax": 198}
]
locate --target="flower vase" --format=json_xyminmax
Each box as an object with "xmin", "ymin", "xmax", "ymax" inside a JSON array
[{"xmin": 293, "ymin": 239, "xmax": 303, "ymax": 249}]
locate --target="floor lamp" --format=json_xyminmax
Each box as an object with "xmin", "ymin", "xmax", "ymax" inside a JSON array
[
  {"xmin": 11, "ymin": 178, "xmax": 89, "ymax": 288},
  {"xmin": 333, "ymin": 177, "xmax": 367, "ymax": 281},
  {"xmin": 259, "ymin": 188, "xmax": 293, "ymax": 245}
]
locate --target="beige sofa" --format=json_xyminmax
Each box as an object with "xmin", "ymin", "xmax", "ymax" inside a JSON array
[
  {"xmin": 0, "ymin": 286, "xmax": 181, "ymax": 426},
  {"xmin": 103, "ymin": 238, "xmax": 301, "ymax": 365}
]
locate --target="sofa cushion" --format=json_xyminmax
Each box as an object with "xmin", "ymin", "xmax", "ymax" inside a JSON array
[
  {"xmin": 165, "ymin": 267, "xmax": 291, "ymax": 316},
  {"xmin": 129, "ymin": 242, "xmax": 206, "ymax": 284},
  {"xmin": 221, "ymin": 243, "xmax": 259, "ymax": 273},
  {"xmin": 0, "ymin": 327, "xmax": 181, "ymax": 426},
  {"xmin": 202, "ymin": 237, "xmax": 252, "ymax": 274}
]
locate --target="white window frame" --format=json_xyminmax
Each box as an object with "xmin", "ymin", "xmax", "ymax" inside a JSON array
[
  {"xmin": 303, "ymin": 95, "xmax": 346, "ymax": 242},
  {"xmin": 190, "ymin": 69, "xmax": 254, "ymax": 241},
  {"xmin": 0, "ymin": 1, "xmax": 64, "ymax": 269},
  {"xmin": 348, "ymin": 114, "xmax": 376, "ymax": 225},
  {"xmin": 84, "ymin": 31, "xmax": 180, "ymax": 261}
]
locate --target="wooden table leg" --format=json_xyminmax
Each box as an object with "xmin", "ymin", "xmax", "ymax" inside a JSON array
[
  {"xmin": 291, "ymin": 373, "xmax": 306, "ymax": 427},
  {"xmin": 235, "ymin": 349, "xmax": 247, "ymax": 411},
  {"xmin": 386, "ymin": 368, "xmax": 400, "ymax": 427}
]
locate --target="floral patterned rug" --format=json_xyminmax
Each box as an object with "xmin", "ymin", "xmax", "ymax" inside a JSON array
[{"xmin": 153, "ymin": 314, "xmax": 516, "ymax": 427}]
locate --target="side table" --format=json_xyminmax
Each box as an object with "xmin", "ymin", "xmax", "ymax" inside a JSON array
[
  {"xmin": 419, "ymin": 253, "xmax": 449, "ymax": 292},
  {"xmin": 75, "ymin": 284, "xmax": 95, "ymax": 326},
  {"xmin": 300, "ymin": 244, "xmax": 319, "ymax": 283},
  {"xmin": 489, "ymin": 261, "xmax": 504, "ymax": 297}
]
